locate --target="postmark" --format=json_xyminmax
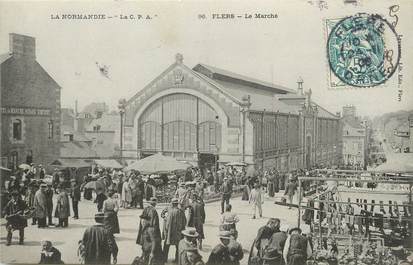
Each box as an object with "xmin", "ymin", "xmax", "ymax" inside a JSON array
[{"xmin": 326, "ymin": 13, "xmax": 400, "ymax": 88}]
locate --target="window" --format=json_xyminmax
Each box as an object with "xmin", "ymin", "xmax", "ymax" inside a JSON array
[
  {"xmin": 48, "ymin": 120, "xmax": 54, "ymax": 139},
  {"xmin": 12, "ymin": 119, "xmax": 22, "ymax": 140},
  {"xmin": 93, "ymin": 125, "xmax": 101, "ymax": 132},
  {"xmin": 10, "ymin": 151, "xmax": 18, "ymax": 171}
]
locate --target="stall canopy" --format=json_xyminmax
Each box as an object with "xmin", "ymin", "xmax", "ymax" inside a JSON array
[
  {"xmin": 124, "ymin": 153, "xmax": 191, "ymax": 174},
  {"xmin": 94, "ymin": 159, "xmax": 123, "ymax": 169},
  {"xmin": 50, "ymin": 159, "xmax": 91, "ymax": 168},
  {"xmin": 372, "ymin": 153, "xmax": 413, "ymax": 173}
]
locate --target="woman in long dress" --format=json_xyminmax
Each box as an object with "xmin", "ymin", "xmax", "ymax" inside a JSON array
[
  {"xmin": 103, "ymin": 190, "xmax": 120, "ymax": 235},
  {"xmin": 122, "ymin": 178, "xmax": 132, "ymax": 208}
]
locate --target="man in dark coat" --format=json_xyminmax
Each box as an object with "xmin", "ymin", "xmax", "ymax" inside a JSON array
[
  {"xmin": 136, "ymin": 175, "xmax": 145, "ymax": 209},
  {"xmin": 254, "ymin": 218, "xmax": 280, "ymax": 258},
  {"xmin": 283, "ymin": 228, "xmax": 312, "ymax": 265},
  {"xmin": 3, "ymin": 191, "xmax": 28, "ymax": 245},
  {"xmin": 39, "ymin": 240, "xmax": 63, "ymax": 264},
  {"xmin": 45, "ymin": 184, "xmax": 54, "ymax": 226},
  {"xmin": 220, "ymin": 178, "xmax": 231, "ymax": 214},
  {"xmin": 267, "ymin": 225, "xmax": 288, "ymax": 265},
  {"xmin": 55, "ymin": 185, "xmax": 71, "ymax": 227},
  {"xmin": 188, "ymin": 195, "xmax": 206, "ymax": 249},
  {"xmin": 95, "ymin": 190, "xmax": 107, "ymax": 212},
  {"xmin": 137, "ymin": 197, "xmax": 161, "ymax": 245},
  {"xmin": 70, "ymin": 179, "xmax": 81, "ymax": 219},
  {"xmin": 206, "ymin": 231, "xmax": 232, "ymax": 265},
  {"xmin": 81, "ymin": 213, "xmax": 118, "ymax": 264},
  {"xmin": 139, "ymin": 213, "xmax": 164, "ymax": 265},
  {"xmin": 163, "ymin": 198, "xmax": 187, "ymax": 263},
  {"xmin": 284, "ymin": 179, "xmax": 297, "ymax": 209}
]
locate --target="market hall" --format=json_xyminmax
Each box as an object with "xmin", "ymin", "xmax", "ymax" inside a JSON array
[{"xmin": 122, "ymin": 54, "xmax": 342, "ymax": 172}]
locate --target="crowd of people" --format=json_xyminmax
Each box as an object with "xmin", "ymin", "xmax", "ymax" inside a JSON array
[{"xmin": 3, "ymin": 163, "xmax": 411, "ymax": 265}]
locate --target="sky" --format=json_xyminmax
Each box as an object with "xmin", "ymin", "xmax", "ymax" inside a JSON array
[{"xmin": 0, "ymin": 0, "xmax": 412, "ymax": 118}]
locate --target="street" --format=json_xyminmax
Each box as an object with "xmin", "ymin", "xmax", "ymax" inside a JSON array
[{"xmin": 0, "ymin": 193, "xmax": 301, "ymax": 264}]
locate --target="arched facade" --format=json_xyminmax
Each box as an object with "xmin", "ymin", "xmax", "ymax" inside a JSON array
[{"xmin": 138, "ymin": 93, "xmax": 222, "ymax": 157}]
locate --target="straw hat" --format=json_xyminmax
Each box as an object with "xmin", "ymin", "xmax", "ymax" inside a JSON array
[{"xmin": 181, "ymin": 227, "xmax": 199, "ymax": 238}]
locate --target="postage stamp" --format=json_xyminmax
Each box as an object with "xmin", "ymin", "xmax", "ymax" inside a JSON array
[{"xmin": 325, "ymin": 13, "xmax": 401, "ymax": 89}]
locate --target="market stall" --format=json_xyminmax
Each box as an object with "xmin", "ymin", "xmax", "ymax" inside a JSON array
[
  {"xmin": 293, "ymin": 172, "xmax": 413, "ymax": 265},
  {"xmin": 50, "ymin": 158, "xmax": 91, "ymax": 185},
  {"xmin": 124, "ymin": 154, "xmax": 192, "ymax": 203}
]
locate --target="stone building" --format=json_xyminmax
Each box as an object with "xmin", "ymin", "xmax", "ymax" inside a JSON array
[
  {"xmin": 341, "ymin": 106, "xmax": 367, "ymax": 168},
  {"xmin": 1, "ymin": 33, "xmax": 61, "ymax": 171},
  {"xmin": 122, "ymin": 54, "xmax": 342, "ymax": 172}
]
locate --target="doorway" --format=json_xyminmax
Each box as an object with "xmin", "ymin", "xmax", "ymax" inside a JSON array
[{"xmin": 198, "ymin": 153, "xmax": 218, "ymax": 175}]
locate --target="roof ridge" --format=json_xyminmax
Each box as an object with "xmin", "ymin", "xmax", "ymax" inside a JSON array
[{"xmin": 196, "ymin": 63, "xmax": 296, "ymax": 94}]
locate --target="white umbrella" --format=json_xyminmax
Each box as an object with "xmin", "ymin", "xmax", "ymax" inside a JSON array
[
  {"xmin": 124, "ymin": 153, "xmax": 191, "ymax": 174},
  {"xmin": 18, "ymin": 164, "xmax": 31, "ymax": 170}
]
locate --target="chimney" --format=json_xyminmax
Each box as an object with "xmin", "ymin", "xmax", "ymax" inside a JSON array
[
  {"xmin": 9, "ymin": 33, "xmax": 36, "ymax": 59},
  {"xmin": 297, "ymin": 77, "xmax": 304, "ymax": 95}
]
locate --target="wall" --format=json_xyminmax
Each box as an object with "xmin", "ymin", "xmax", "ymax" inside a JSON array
[{"xmin": 1, "ymin": 56, "xmax": 60, "ymax": 170}]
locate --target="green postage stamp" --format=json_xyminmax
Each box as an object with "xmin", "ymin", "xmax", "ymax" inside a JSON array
[{"xmin": 325, "ymin": 13, "xmax": 401, "ymax": 89}]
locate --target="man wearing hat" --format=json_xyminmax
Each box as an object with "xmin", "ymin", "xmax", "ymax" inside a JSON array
[
  {"xmin": 163, "ymin": 198, "xmax": 187, "ymax": 263},
  {"xmin": 282, "ymin": 227, "xmax": 312, "ymax": 265},
  {"xmin": 81, "ymin": 213, "xmax": 118, "ymax": 264},
  {"xmin": 45, "ymin": 183, "xmax": 55, "ymax": 226},
  {"xmin": 55, "ymin": 184, "xmax": 70, "ymax": 228},
  {"xmin": 284, "ymin": 178, "xmax": 297, "ymax": 209},
  {"xmin": 188, "ymin": 194, "xmax": 206, "ymax": 249},
  {"xmin": 34, "ymin": 183, "xmax": 49, "ymax": 228},
  {"xmin": 220, "ymin": 177, "xmax": 232, "ymax": 214},
  {"xmin": 249, "ymin": 183, "xmax": 264, "ymax": 219},
  {"xmin": 178, "ymin": 227, "xmax": 199, "ymax": 265},
  {"xmin": 38, "ymin": 164, "xmax": 46, "ymax": 180},
  {"xmin": 137, "ymin": 197, "xmax": 161, "ymax": 246},
  {"xmin": 206, "ymin": 231, "xmax": 232, "ymax": 265},
  {"xmin": 175, "ymin": 182, "xmax": 187, "ymax": 210},
  {"xmin": 138, "ymin": 213, "xmax": 163, "ymax": 265},
  {"xmin": 3, "ymin": 191, "xmax": 28, "ymax": 245},
  {"xmin": 266, "ymin": 223, "xmax": 288, "ymax": 265},
  {"xmin": 70, "ymin": 179, "xmax": 81, "ymax": 219},
  {"xmin": 254, "ymin": 218, "xmax": 280, "ymax": 258}
]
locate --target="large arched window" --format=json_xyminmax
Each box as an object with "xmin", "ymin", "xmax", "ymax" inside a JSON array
[
  {"xmin": 12, "ymin": 119, "xmax": 22, "ymax": 140},
  {"xmin": 138, "ymin": 93, "xmax": 221, "ymax": 153}
]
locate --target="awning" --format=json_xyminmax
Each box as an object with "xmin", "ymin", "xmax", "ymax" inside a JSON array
[
  {"xmin": 124, "ymin": 153, "xmax": 191, "ymax": 174},
  {"xmin": 50, "ymin": 159, "xmax": 91, "ymax": 168},
  {"xmin": 94, "ymin": 159, "xmax": 123, "ymax": 169}
]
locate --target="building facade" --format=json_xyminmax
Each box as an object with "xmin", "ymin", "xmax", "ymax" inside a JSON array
[
  {"xmin": 341, "ymin": 106, "xmax": 367, "ymax": 168},
  {"xmin": 122, "ymin": 54, "xmax": 342, "ymax": 172},
  {"xmin": 1, "ymin": 33, "xmax": 61, "ymax": 171}
]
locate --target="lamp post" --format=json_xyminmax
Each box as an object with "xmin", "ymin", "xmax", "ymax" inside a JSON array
[{"xmin": 118, "ymin": 99, "xmax": 127, "ymax": 164}]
